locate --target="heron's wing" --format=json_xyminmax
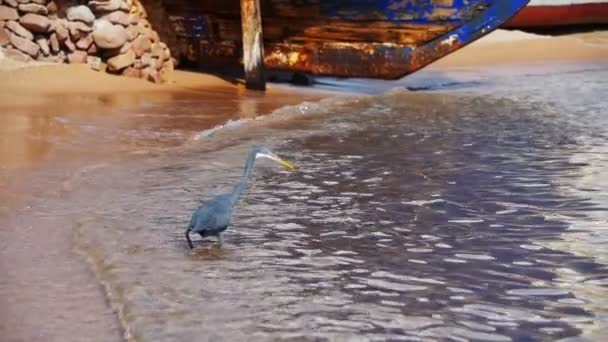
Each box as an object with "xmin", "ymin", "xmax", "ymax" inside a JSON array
[
  {"xmin": 190, "ymin": 195, "xmax": 233, "ymax": 233},
  {"xmin": 191, "ymin": 205, "xmax": 218, "ymax": 232}
]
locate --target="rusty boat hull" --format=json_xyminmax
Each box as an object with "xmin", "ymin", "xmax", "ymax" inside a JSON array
[{"xmin": 163, "ymin": 0, "xmax": 530, "ymax": 80}]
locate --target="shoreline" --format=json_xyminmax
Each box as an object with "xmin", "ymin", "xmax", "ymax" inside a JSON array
[{"xmin": 1, "ymin": 29, "xmax": 607, "ymax": 342}]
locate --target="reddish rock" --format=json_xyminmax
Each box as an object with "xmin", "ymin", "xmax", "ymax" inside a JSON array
[
  {"xmin": 107, "ymin": 49, "xmax": 134, "ymax": 71},
  {"xmin": 131, "ymin": 34, "xmax": 150, "ymax": 57},
  {"xmin": 75, "ymin": 33, "xmax": 93, "ymax": 50},
  {"xmin": 3, "ymin": 46, "xmax": 32, "ymax": 61},
  {"xmin": 18, "ymin": 3, "xmax": 48, "ymax": 15},
  {"xmin": 49, "ymin": 31, "xmax": 59, "ymax": 52},
  {"xmin": 67, "ymin": 50, "xmax": 87, "ymax": 63},
  {"xmin": 121, "ymin": 66, "xmax": 141, "ymax": 78},
  {"xmin": 63, "ymin": 35, "xmax": 75, "ymax": 51},
  {"xmin": 86, "ymin": 42, "xmax": 97, "ymax": 54},
  {"xmin": 0, "ymin": 27, "xmax": 9, "ymax": 45},
  {"xmin": 46, "ymin": 1, "xmax": 57, "ymax": 14},
  {"xmin": 6, "ymin": 20, "xmax": 33, "ymax": 40},
  {"xmin": 102, "ymin": 11, "xmax": 130, "ymax": 27},
  {"xmin": 0, "ymin": 5, "xmax": 17, "ymax": 20},
  {"xmin": 68, "ymin": 21, "xmax": 93, "ymax": 33},
  {"xmin": 9, "ymin": 32, "xmax": 39, "ymax": 57},
  {"xmin": 0, "ymin": 20, "xmax": 4, "ymax": 28},
  {"xmin": 35, "ymin": 35, "xmax": 49, "ymax": 55},
  {"xmin": 5, "ymin": 0, "xmax": 17, "ymax": 6},
  {"xmin": 68, "ymin": 21, "xmax": 92, "ymax": 40},
  {"xmin": 19, "ymin": 13, "xmax": 51, "ymax": 33},
  {"xmin": 54, "ymin": 21, "xmax": 68, "ymax": 41}
]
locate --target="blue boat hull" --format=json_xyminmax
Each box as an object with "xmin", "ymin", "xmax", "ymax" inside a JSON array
[{"xmin": 163, "ymin": 0, "xmax": 530, "ymax": 79}]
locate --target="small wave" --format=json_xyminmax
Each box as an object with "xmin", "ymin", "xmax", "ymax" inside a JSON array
[{"xmin": 192, "ymin": 119, "xmax": 250, "ymax": 140}]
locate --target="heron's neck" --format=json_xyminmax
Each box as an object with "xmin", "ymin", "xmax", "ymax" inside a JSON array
[{"xmin": 230, "ymin": 150, "xmax": 257, "ymax": 203}]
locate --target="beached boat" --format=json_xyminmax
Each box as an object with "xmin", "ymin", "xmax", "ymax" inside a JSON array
[
  {"xmin": 505, "ymin": 0, "xmax": 608, "ymax": 28},
  {"xmin": 161, "ymin": 0, "xmax": 530, "ymax": 79}
]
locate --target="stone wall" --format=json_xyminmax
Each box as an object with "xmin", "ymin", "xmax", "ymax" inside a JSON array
[{"xmin": 0, "ymin": 0, "xmax": 173, "ymax": 83}]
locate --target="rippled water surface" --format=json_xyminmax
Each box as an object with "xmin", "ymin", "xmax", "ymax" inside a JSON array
[{"xmin": 34, "ymin": 64, "xmax": 608, "ymax": 341}]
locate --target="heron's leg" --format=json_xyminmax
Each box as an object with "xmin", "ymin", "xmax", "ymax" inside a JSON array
[
  {"xmin": 185, "ymin": 228, "xmax": 194, "ymax": 249},
  {"xmin": 218, "ymin": 234, "xmax": 223, "ymax": 245}
]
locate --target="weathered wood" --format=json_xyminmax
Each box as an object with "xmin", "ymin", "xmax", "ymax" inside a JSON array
[{"xmin": 240, "ymin": 0, "xmax": 266, "ymax": 90}]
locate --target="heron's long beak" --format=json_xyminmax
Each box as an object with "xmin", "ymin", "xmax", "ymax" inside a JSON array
[
  {"xmin": 270, "ymin": 154, "xmax": 295, "ymax": 170},
  {"xmin": 276, "ymin": 157, "xmax": 295, "ymax": 170}
]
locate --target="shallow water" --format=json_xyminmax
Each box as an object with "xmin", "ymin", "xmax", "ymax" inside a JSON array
[{"xmin": 8, "ymin": 62, "xmax": 608, "ymax": 341}]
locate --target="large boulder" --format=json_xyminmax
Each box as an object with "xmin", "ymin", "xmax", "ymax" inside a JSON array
[
  {"xmin": 19, "ymin": 13, "xmax": 51, "ymax": 33},
  {"xmin": 92, "ymin": 19, "xmax": 127, "ymax": 49},
  {"xmin": 66, "ymin": 5, "xmax": 95, "ymax": 25},
  {"xmin": 9, "ymin": 32, "xmax": 39, "ymax": 57}
]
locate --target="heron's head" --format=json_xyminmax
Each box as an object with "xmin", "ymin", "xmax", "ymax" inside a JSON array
[{"xmin": 254, "ymin": 146, "xmax": 295, "ymax": 170}]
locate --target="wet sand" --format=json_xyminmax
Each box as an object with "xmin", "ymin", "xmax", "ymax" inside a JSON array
[
  {"xmin": 1, "ymin": 29, "xmax": 607, "ymax": 341},
  {"xmin": 0, "ymin": 63, "xmax": 329, "ymax": 341}
]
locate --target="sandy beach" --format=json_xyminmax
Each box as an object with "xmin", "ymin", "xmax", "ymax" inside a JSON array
[
  {"xmin": 1, "ymin": 29, "xmax": 607, "ymax": 341},
  {"xmin": 0, "ymin": 54, "xmax": 329, "ymax": 342}
]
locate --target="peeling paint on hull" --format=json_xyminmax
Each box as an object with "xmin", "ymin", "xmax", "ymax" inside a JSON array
[{"xmin": 165, "ymin": 0, "xmax": 530, "ymax": 79}]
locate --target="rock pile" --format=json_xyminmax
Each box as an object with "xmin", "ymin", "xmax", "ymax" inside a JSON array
[{"xmin": 0, "ymin": 0, "xmax": 173, "ymax": 83}]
